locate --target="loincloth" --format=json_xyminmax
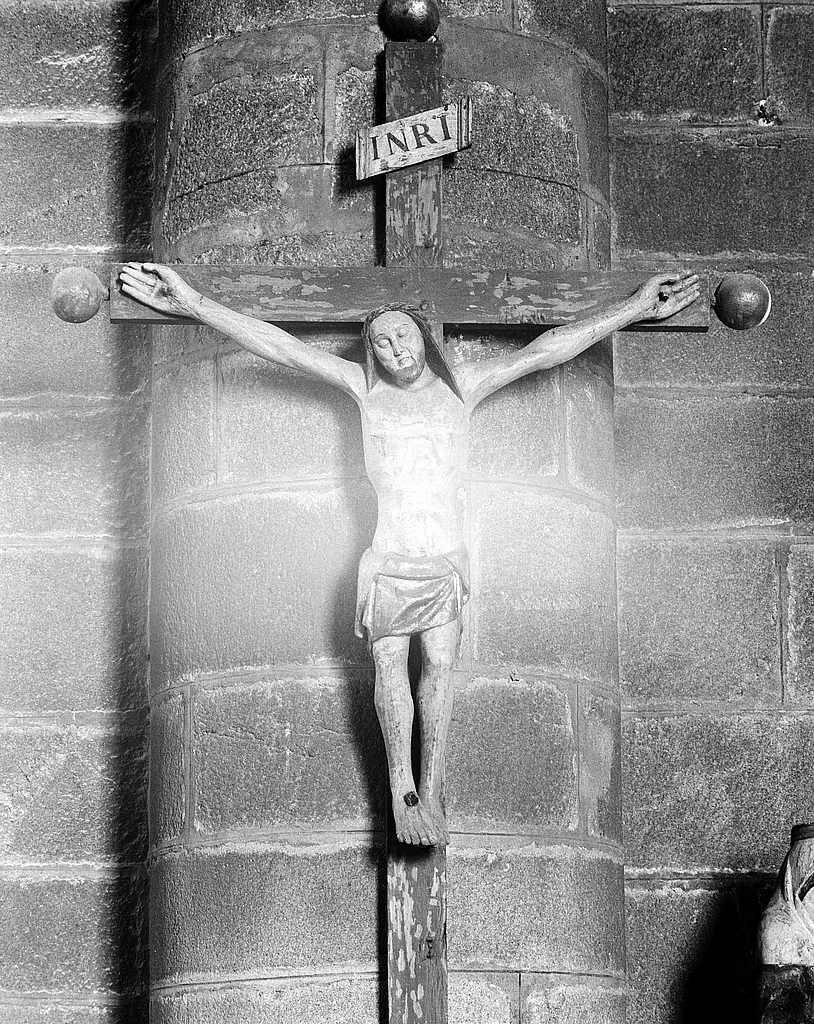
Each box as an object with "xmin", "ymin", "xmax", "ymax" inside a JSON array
[{"xmin": 355, "ymin": 546, "xmax": 469, "ymax": 646}]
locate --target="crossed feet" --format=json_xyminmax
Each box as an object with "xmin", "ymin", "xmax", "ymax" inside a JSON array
[{"xmin": 392, "ymin": 789, "xmax": 450, "ymax": 847}]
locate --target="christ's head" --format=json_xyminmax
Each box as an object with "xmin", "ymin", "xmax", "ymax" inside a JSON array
[
  {"xmin": 361, "ymin": 303, "xmax": 462, "ymax": 399},
  {"xmin": 367, "ymin": 309, "xmax": 426, "ymax": 385}
]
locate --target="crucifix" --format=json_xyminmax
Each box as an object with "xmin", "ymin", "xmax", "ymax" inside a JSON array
[{"xmin": 52, "ymin": 4, "xmax": 769, "ymax": 1021}]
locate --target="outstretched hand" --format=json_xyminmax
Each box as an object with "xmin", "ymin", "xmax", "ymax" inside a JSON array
[
  {"xmin": 118, "ymin": 262, "xmax": 202, "ymax": 319},
  {"xmin": 636, "ymin": 272, "xmax": 701, "ymax": 321}
]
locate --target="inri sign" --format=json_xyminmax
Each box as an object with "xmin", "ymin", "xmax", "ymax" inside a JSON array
[{"xmin": 356, "ymin": 98, "xmax": 473, "ymax": 180}]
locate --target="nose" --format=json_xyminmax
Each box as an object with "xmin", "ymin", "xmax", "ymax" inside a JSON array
[{"xmin": 391, "ymin": 337, "xmax": 404, "ymax": 355}]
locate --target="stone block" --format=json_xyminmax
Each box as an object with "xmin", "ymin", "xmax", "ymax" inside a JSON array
[
  {"xmin": 0, "ymin": 721, "xmax": 147, "ymax": 863},
  {"xmin": 450, "ymin": 80, "xmax": 580, "ymax": 188},
  {"xmin": 615, "ymin": 268, "xmax": 814, "ymax": 391},
  {"xmin": 323, "ymin": 24, "xmax": 382, "ymax": 204},
  {"xmin": 515, "ymin": 0, "xmax": 608, "ymax": 65},
  {"xmin": 169, "ymin": 69, "xmax": 321, "ymax": 200},
  {"xmin": 612, "ymin": 127, "xmax": 814, "ymax": 258},
  {"xmin": 626, "ymin": 879, "xmax": 764, "ymax": 1024},
  {"xmin": 521, "ymin": 974, "xmax": 626, "ymax": 1024},
  {"xmin": 578, "ymin": 68, "xmax": 610, "ymax": 201},
  {"xmin": 0, "ymin": 262, "xmax": 148, "ymax": 401},
  {"xmin": 444, "ymin": 234, "xmax": 567, "ymax": 272},
  {"xmin": 623, "ymin": 713, "xmax": 814, "ymax": 871},
  {"xmin": 0, "ymin": 123, "xmax": 150, "ymax": 248},
  {"xmin": 161, "ymin": 163, "xmax": 375, "ymax": 265},
  {"xmin": 218, "ymin": 346, "xmax": 365, "ymax": 487},
  {"xmin": 162, "ymin": 0, "xmax": 378, "ymax": 61},
  {"xmin": 178, "ymin": 228, "xmax": 378, "ymax": 268},
  {"xmin": 449, "ymin": 971, "xmax": 519, "ymax": 1024},
  {"xmin": 588, "ymin": 201, "xmax": 611, "ymax": 269},
  {"xmin": 0, "ymin": 0, "xmax": 154, "ymax": 109},
  {"xmin": 151, "ymin": 357, "xmax": 216, "ymax": 509},
  {"xmin": 442, "ymin": 21, "xmax": 594, "ymax": 128},
  {"xmin": 152, "ymin": 977, "xmax": 378, "ymax": 1024},
  {"xmin": 331, "ymin": 66, "xmax": 376, "ymax": 162},
  {"xmin": 609, "ymin": 6, "xmax": 760, "ymax": 121},
  {"xmin": 445, "ymin": 168, "xmax": 582, "ymax": 246},
  {"xmin": 0, "ymin": 405, "xmax": 149, "ymax": 538},
  {"xmin": 162, "ymin": 164, "xmax": 291, "ymax": 247},
  {"xmin": 446, "ymin": 677, "xmax": 579, "ymax": 834},
  {"xmin": 471, "ymin": 488, "xmax": 617, "ymax": 686},
  {"xmin": 579, "ymin": 690, "xmax": 621, "ymax": 844},
  {"xmin": 151, "ymin": 841, "xmax": 380, "ymax": 982},
  {"xmin": 191, "ymin": 675, "xmax": 385, "ymax": 835},
  {"xmin": 446, "ymin": 0, "xmax": 508, "ymax": 17},
  {"xmin": 766, "ymin": 7, "xmax": 814, "ymax": 126},
  {"xmin": 618, "ymin": 537, "xmax": 781, "ymax": 706},
  {"xmin": 0, "ymin": 545, "xmax": 147, "ymax": 713},
  {"xmin": 151, "ymin": 694, "xmax": 186, "ymax": 847},
  {"xmin": 564, "ymin": 362, "xmax": 614, "ymax": 501},
  {"xmin": 0, "ymin": 872, "xmax": 147, "ymax": 993},
  {"xmin": 787, "ymin": 545, "xmax": 814, "ymax": 706},
  {"xmin": 448, "ymin": 840, "xmax": 625, "ymax": 974},
  {"xmin": 467, "ymin": 352, "xmax": 560, "ymax": 482},
  {"xmin": 153, "ymin": 323, "xmax": 217, "ymax": 371},
  {"xmin": 616, "ymin": 394, "xmax": 814, "ymax": 530},
  {"xmin": 0, "ymin": 1001, "xmax": 146, "ymax": 1024},
  {"xmin": 151, "ymin": 485, "xmax": 375, "ymax": 688}
]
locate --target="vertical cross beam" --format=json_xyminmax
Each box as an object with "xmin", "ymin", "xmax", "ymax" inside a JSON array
[
  {"xmin": 384, "ymin": 39, "xmax": 449, "ymax": 1024},
  {"xmin": 385, "ymin": 42, "xmax": 443, "ymax": 268}
]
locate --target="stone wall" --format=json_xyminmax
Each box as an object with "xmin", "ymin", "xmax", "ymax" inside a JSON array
[
  {"xmin": 0, "ymin": 1, "xmax": 155, "ymax": 1022},
  {"xmin": 2, "ymin": 3, "xmax": 811, "ymax": 1023},
  {"xmin": 609, "ymin": 3, "xmax": 814, "ymax": 1021}
]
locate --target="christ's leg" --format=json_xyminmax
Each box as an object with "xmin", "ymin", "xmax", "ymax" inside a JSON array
[
  {"xmin": 372, "ymin": 633, "xmax": 440, "ymax": 846},
  {"xmin": 416, "ymin": 616, "xmax": 461, "ymax": 845}
]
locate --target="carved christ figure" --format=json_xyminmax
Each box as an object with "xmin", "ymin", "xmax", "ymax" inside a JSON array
[{"xmin": 120, "ymin": 262, "xmax": 700, "ymax": 847}]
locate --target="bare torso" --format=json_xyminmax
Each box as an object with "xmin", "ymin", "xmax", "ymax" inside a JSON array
[{"xmin": 359, "ymin": 375, "xmax": 468, "ymax": 557}]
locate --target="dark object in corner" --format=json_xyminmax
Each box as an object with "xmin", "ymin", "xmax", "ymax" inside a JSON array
[
  {"xmin": 758, "ymin": 824, "xmax": 814, "ymax": 1023},
  {"xmin": 758, "ymin": 966, "xmax": 814, "ymax": 1024}
]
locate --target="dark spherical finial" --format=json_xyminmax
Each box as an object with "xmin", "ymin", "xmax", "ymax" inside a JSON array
[
  {"xmin": 714, "ymin": 274, "xmax": 771, "ymax": 331},
  {"xmin": 50, "ymin": 267, "xmax": 107, "ymax": 323},
  {"xmin": 380, "ymin": 0, "xmax": 440, "ymax": 41}
]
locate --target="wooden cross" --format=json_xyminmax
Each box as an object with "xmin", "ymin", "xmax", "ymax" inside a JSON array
[{"xmin": 96, "ymin": 37, "xmax": 710, "ymax": 1024}]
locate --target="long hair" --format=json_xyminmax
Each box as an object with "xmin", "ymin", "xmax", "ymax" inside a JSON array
[{"xmin": 361, "ymin": 303, "xmax": 463, "ymax": 401}]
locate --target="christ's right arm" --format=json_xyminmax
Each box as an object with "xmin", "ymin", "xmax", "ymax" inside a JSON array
[
  {"xmin": 118, "ymin": 262, "xmax": 367, "ymax": 401},
  {"xmin": 454, "ymin": 271, "xmax": 701, "ymax": 411}
]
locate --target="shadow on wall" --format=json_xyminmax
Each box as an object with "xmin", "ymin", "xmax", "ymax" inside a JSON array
[
  {"xmin": 109, "ymin": 1, "xmax": 157, "ymax": 1018},
  {"xmin": 629, "ymin": 878, "xmax": 773, "ymax": 1024},
  {"xmin": 676, "ymin": 889, "xmax": 761, "ymax": 1024}
]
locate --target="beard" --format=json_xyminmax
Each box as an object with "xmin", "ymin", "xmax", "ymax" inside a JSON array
[{"xmin": 388, "ymin": 353, "xmax": 425, "ymax": 385}]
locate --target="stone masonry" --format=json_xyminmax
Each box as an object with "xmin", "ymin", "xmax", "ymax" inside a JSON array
[
  {"xmin": 1, "ymin": 3, "xmax": 812, "ymax": 1024},
  {"xmin": 610, "ymin": 2, "xmax": 814, "ymax": 1021},
  {"xmin": 0, "ymin": 1, "xmax": 155, "ymax": 1023}
]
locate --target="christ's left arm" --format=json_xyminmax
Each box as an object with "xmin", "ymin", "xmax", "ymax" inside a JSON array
[{"xmin": 455, "ymin": 271, "xmax": 701, "ymax": 410}]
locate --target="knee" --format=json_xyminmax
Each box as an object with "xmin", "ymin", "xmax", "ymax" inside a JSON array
[{"xmin": 421, "ymin": 647, "xmax": 455, "ymax": 678}]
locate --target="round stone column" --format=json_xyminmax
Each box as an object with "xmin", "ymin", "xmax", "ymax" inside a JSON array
[{"xmin": 148, "ymin": 5, "xmax": 623, "ymax": 1023}]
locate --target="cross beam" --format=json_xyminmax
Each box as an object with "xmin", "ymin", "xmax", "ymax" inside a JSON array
[
  {"xmin": 108, "ymin": 264, "xmax": 710, "ymax": 330},
  {"xmin": 383, "ymin": 40, "xmax": 448, "ymax": 1024}
]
